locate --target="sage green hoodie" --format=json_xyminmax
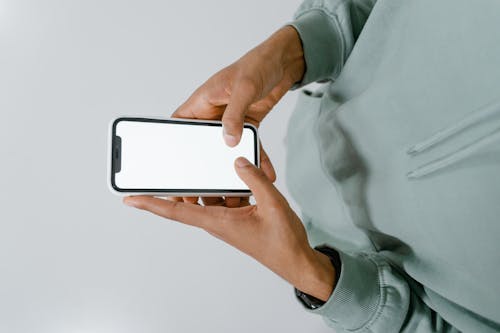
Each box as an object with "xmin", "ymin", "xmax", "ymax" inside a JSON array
[{"xmin": 285, "ymin": 0, "xmax": 500, "ymax": 332}]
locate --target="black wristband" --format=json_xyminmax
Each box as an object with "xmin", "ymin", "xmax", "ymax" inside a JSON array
[{"xmin": 295, "ymin": 245, "xmax": 341, "ymax": 310}]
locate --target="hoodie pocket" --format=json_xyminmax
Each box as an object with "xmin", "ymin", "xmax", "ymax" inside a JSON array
[{"xmin": 407, "ymin": 98, "xmax": 500, "ymax": 179}]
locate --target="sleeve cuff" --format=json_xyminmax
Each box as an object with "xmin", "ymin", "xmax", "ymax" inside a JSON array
[
  {"xmin": 287, "ymin": 9, "xmax": 344, "ymax": 88},
  {"xmin": 302, "ymin": 250, "xmax": 383, "ymax": 330}
]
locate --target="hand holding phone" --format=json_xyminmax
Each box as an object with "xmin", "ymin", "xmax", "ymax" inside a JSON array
[{"xmin": 122, "ymin": 157, "xmax": 336, "ymax": 303}]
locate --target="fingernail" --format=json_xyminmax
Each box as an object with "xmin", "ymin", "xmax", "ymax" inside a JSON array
[
  {"xmin": 224, "ymin": 133, "xmax": 238, "ymax": 147},
  {"xmin": 235, "ymin": 157, "xmax": 250, "ymax": 167}
]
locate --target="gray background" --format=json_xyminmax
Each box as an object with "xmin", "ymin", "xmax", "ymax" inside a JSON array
[{"xmin": 0, "ymin": 0, "xmax": 331, "ymax": 332}]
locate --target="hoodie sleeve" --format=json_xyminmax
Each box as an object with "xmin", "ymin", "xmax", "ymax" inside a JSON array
[
  {"xmin": 300, "ymin": 248, "xmax": 463, "ymax": 332},
  {"xmin": 288, "ymin": 0, "xmax": 377, "ymax": 87}
]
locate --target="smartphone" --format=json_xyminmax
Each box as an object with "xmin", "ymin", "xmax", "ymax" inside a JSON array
[{"xmin": 108, "ymin": 117, "xmax": 259, "ymax": 196}]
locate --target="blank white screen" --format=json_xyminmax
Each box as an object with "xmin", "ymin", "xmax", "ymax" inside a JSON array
[{"xmin": 114, "ymin": 120, "xmax": 256, "ymax": 191}]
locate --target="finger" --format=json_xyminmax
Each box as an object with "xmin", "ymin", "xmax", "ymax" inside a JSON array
[
  {"xmin": 202, "ymin": 197, "xmax": 225, "ymax": 206},
  {"xmin": 260, "ymin": 143, "xmax": 276, "ymax": 182},
  {"xmin": 166, "ymin": 196, "xmax": 183, "ymax": 202},
  {"xmin": 172, "ymin": 95, "xmax": 198, "ymax": 118},
  {"xmin": 172, "ymin": 83, "xmax": 214, "ymax": 119},
  {"xmin": 222, "ymin": 78, "xmax": 259, "ymax": 147},
  {"xmin": 173, "ymin": 98, "xmax": 224, "ymax": 121},
  {"xmin": 171, "ymin": 108, "xmax": 187, "ymax": 118},
  {"xmin": 248, "ymin": 78, "xmax": 290, "ymax": 113},
  {"xmin": 123, "ymin": 196, "xmax": 221, "ymax": 229},
  {"xmin": 172, "ymin": 91, "xmax": 215, "ymax": 120},
  {"xmin": 240, "ymin": 196, "xmax": 251, "ymax": 207},
  {"xmin": 224, "ymin": 197, "xmax": 242, "ymax": 208},
  {"xmin": 234, "ymin": 157, "xmax": 282, "ymax": 204},
  {"xmin": 182, "ymin": 196, "xmax": 199, "ymax": 205}
]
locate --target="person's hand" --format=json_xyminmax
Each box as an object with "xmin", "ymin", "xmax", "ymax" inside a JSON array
[
  {"xmin": 171, "ymin": 25, "xmax": 304, "ymax": 206},
  {"xmin": 123, "ymin": 157, "xmax": 335, "ymax": 302},
  {"xmin": 173, "ymin": 25, "xmax": 304, "ymax": 147}
]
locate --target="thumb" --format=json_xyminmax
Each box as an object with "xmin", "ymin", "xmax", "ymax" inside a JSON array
[
  {"xmin": 222, "ymin": 79, "xmax": 259, "ymax": 147},
  {"xmin": 234, "ymin": 157, "xmax": 281, "ymax": 204}
]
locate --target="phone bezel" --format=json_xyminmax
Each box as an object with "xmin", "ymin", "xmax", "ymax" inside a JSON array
[{"xmin": 108, "ymin": 117, "xmax": 259, "ymax": 196}]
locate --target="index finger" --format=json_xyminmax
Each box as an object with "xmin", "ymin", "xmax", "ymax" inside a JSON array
[
  {"xmin": 123, "ymin": 196, "xmax": 223, "ymax": 229},
  {"xmin": 222, "ymin": 78, "xmax": 259, "ymax": 146},
  {"xmin": 172, "ymin": 98, "xmax": 197, "ymax": 118},
  {"xmin": 171, "ymin": 88, "xmax": 209, "ymax": 119}
]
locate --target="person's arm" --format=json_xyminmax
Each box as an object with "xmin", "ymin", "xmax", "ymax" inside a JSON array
[
  {"xmin": 300, "ymin": 246, "xmax": 466, "ymax": 332},
  {"xmin": 288, "ymin": 0, "xmax": 377, "ymax": 87}
]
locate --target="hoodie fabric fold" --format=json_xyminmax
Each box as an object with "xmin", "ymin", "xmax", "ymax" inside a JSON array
[{"xmin": 286, "ymin": 0, "xmax": 500, "ymax": 332}]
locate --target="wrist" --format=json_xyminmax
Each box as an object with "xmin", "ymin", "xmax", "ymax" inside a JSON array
[
  {"xmin": 264, "ymin": 26, "xmax": 305, "ymax": 84},
  {"xmin": 294, "ymin": 247, "xmax": 336, "ymax": 302}
]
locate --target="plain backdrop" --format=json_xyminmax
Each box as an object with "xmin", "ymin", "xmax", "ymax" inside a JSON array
[{"xmin": 0, "ymin": 0, "xmax": 333, "ymax": 332}]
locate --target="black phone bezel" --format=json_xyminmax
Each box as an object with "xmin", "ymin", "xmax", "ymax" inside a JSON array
[{"xmin": 110, "ymin": 117, "xmax": 258, "ymax": 194}]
